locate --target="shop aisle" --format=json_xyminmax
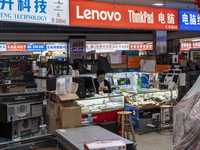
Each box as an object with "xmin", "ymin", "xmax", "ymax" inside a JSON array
[{"xmin": 135, "ymin": 132, "xmax": 173, "ymax": 150}]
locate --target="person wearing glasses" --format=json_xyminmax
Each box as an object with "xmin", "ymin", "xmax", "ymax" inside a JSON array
[{"xmin": 93, "ymin": 70, "xmax": 111, "ymax": 94}]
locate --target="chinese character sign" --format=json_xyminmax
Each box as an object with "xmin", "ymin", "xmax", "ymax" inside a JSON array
[
  {"xmin": 0, "ymin": 0, "xmax": 69, "ymax": 25},
  {"xmin": 69, "ymin": 38, "xmax": 86, "ymax": 63},
  {"xmin": 180, "ymin": 43, "xmax": 192, "ymax": 51},
  {"xmin": 179, "ymin": 10, "xmax": 200, "ymax": 31},
  {"xmin": 47, "ymin": 44, "xmax": 67, "ymax": 51},
  {"xmin": 70, "ymin": 1, "xmax": 179, "ymax": 30},
  {"xmin": 129, "ymin": 44, "xmax": 153, "ymax": 50},
  {"xmin": 27, "ymin": 44, "xmax": 46, "ymax": 51},
  {"xmin": 6, "ymin": 44, "xmax": 26, "ymax": 51}
]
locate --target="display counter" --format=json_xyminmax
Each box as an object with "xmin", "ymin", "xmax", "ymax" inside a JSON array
[
  {"xmin": 77, "ymin": 93, "xmax": 124, "ymax": 124},
  {"xmin": 124, "ymin": 89, "xmax": 178, "ymax": 108},
  {"xmin": 77, "ymin": 93, "xmax": 124, "ymax": 114}
]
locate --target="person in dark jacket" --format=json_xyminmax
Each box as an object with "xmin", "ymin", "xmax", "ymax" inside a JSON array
[{"xmin": 93, "ymin": 70, "xmax": 111, "ymax": 94}]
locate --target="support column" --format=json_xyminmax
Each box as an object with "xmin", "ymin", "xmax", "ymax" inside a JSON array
[{"xmin": 153, "ymin": 30, "xmax": 167, "ymax": 55}]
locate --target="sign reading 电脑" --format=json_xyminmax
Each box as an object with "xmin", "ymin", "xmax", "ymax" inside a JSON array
[
  {"xmin": 0, "ymin": 0, "xmax": 69, "ymax": 25},
  {"xmin": 70, "ymin": 1, "xmax": 179, "ymax": 30},
  {"xmin": 179, "ymin": 10, "xmax": 200, "ymax": 31}
]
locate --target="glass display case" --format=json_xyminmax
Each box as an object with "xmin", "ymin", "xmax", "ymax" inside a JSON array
[
  {"xmin": 123, "ymin": 89, "xmax": 178, "ymax": 108},
  {"xmin": 80, "ymin": 71, "xmax": 178, "ymax": 109},
  {"xmin": 76, "ymin": 93, "xmax": 124, "ymax": 114}
]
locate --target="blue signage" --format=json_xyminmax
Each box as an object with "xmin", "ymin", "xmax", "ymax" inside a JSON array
[
  {"xmin": 27, "ymin": 44, "xmax": 46, "ymax": 51},
  {"xmin": 0, "ymin": 0, "xmax": 69, "ymax": 26},
  {"xmin": 179, "ymin": 10, "xmax": 200, "ymax": 31}
]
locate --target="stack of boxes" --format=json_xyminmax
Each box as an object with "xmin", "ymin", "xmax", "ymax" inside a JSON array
[
  {"xmin": 46, "ymin": 91, "xmax": 82, "ymax": 135},
  {"xmin": 121, "ymin": 50, "xmax": 141, "ymax": 71},
  {"xmin": 155, "ymin": 65, "xmax": 172, "ymax": 72},
  {"xmin": 127, "ymin": 56, "xmax": 143, "ymax": 71}
]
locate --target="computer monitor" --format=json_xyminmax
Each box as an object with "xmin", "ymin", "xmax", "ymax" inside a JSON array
[
  {"xmin": 84, "ymin": 77, "xmax": 96, "ymax": 96},
  {"xmin": 73, "ymin": 77, "xmax": 96, "ymax": 98}
]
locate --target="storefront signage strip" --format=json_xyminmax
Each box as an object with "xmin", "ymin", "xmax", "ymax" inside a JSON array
[
  {"xmin": 180, "ymin": 42, "xmax": 200, "ymax": 51},
  {"xmin": 70, "ymin": 1, "xmax": 179, "ymax": 30},
  {"xmin": 6, "ymin": 44, "xmax": 26, "ymax": 51},
  {"xmin": 27, "ymin": 44, "xmax": 46, "ymax": 51},
  {"xmin": 179, "ymin": 10, "xmax": 200, "ymax": 31},
  {"xmin": 0, "ymin": 0, "xmax": 69, "ymax": 25}
]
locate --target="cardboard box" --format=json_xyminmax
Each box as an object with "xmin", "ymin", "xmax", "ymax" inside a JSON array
[
  {"xmin": 3, "ymin": 86, "xmax": 25, "ymax": 93},
  {"xmin": 128, "ymin": 61, "xmax": 140, "ymax": 68},
  {"xmin": 48, "ymin": 91, "xmax": 79, "ymax": 103},
  {"xmin": 46, "ymin": 100, "xmax": 78, "ymax": 116},
  {"xmin": 60, "ymin": 105, "xmax": 82, "ymax": 128},
  {"xmin": 84, "ymin": 140, "xmax": 126, "ymax": 150},
  {"xmin": 48, "ymin": 113, "xmax": 61, "ymax": 135},
  {"xmin": 47, "ymin": 82, "xmax": 79, "ymax": 103},
  {"xmin": 46, "ymin": 101, "xmax": 82, "ymax": 135},
  {"xmin": 128, "ymin": 56, "xmax": 143, "ymax": 62}
]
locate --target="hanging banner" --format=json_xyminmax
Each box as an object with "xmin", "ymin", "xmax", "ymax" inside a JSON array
[
  {"xmin": 46, "ymin": 44, "xmax": 67, "ymax": 51},
  {"xmin": 129, "ymin": 44, "xmax": 153, "ymax": 50},
  {"xmin": 69, "ymin": 38, "xmax": 86, "ymax": 63},
  {"xmin": 86, "ymin": 44, "xmax": 96, "ymax": 51},
  {"xmin": 70, "ymin": 1, "xmax": 179, "ymax": 30},
  {"xmin": 0, "ymin": 44, "xmax": 6, "ymax": 51},
  {"xmin": 179, "ymin": 10, "xmax": 200, "ymax": 31},
  {"xmin": 180, "ymin": 43, "xmax": 192, "ymax": 51},
  {"xmin": 6, "ymin": 44, "xmax": 26, "ymax": 51},
  {"xmin": 0, "ymin": 0, "xmax": 69, "ymax": 26},
  {"xmin": 192, "ymin": 42, "xmax": 200, "ymax": 49},
  {"xmin": 27, "ymin": 44, "xmax": 46, "ymax": 51}
]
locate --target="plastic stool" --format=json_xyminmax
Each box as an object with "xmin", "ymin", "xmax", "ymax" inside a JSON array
[
  {"xmin": 117, "ymin": 111, "xmax": 136, "ymax": 143},
  {"xmin": 159, "ymin": 105, "xmax": 173, "ymax": 134}
]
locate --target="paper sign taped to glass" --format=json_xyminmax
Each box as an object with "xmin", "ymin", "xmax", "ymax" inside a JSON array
[{"xmin": 173, "ymin": 75, "xmax": 200, "ymax": 150}]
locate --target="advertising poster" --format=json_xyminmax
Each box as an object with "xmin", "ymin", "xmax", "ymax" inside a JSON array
[{"xmin": 69, "ymin": 38, "xmax": 86, "ymax": 63}]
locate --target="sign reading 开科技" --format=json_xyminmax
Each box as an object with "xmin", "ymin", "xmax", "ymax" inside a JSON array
[
  {"xmin": 179, "ymin": 10, "xmax": 200, "ymax": 31},
  {"xmin": 0, "ymin": 0, "xmax": 69, "ymax": 26}
]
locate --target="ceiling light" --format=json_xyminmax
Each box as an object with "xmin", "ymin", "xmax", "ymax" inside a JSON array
[{"xmin": 152, "ymin": 3, "xmax": 164, "ymax": 6}]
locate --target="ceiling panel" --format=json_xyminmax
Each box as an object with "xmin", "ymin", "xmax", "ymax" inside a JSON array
[{"xmin": 92, "ymin": 0, "xmax": 198, "ymax": 10}]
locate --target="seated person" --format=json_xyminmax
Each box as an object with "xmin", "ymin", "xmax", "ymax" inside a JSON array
[{"xmin": 93, "ymin": 70, "xmax": 111, "ymax": 94}]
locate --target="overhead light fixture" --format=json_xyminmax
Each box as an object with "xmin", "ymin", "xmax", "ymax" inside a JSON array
[{"xmin": 152, "ymin": 3, "xmax": 164, "ymax": 6}]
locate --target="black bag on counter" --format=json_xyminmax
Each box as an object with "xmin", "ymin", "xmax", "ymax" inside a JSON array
[
  {"xmin": 97, "ymin": 57, "xmax": 111, "ymax": 73},
  {"xmin": 77, "ymin": 59, "xmax": 98, "ymax": 74}
]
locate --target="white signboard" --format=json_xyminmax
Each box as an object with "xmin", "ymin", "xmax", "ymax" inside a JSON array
[
  {"xmin": 86, "ymin": 44, "xmax": 129, "ymax": 52},
  {"xmin": 0, "ymin": 44, "xmax": 6, "ymax": 51},
  {"xmin": 47, "ymin": 44, "xmax": 67, "ymax": 51},
  {"xmin": 0, "ymin": 0, "xmax": 69, "ymax": 25}
]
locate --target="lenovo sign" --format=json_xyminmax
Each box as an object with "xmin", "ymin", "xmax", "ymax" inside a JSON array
[
  {"xmin": 76, "ymin": 6, "xmax": 121, "ymax": 21},
  {"xmin": 70, "ymin": 1, "xmax": 179, "ymax": 30}
]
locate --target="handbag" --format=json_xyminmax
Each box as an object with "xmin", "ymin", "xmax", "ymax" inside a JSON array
[
  {"xmin": 97, "ymin": 56, "xmax": 111, "ymax": 73},
  {"xmin": 77, "ymin": 59, "xmax": 99, "ymax": 74}
]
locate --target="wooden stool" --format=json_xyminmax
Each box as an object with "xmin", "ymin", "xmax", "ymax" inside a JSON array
[
  {"xmin": 117, "ymin": 111, "xmax": 136, "ymax": 143},
  {"xmin": 159, "ymin": 105, "xmax": 173, "ymax": 134}
]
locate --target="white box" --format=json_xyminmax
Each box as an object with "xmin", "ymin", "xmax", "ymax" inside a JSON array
[{"xmin": 84, "ymin": 139, "xmax": 126, "ymax": 150}]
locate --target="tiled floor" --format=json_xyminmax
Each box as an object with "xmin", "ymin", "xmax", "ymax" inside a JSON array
[{"xmin": 135, "ymin": 132, "xmax": 173, "ymax": 150}]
